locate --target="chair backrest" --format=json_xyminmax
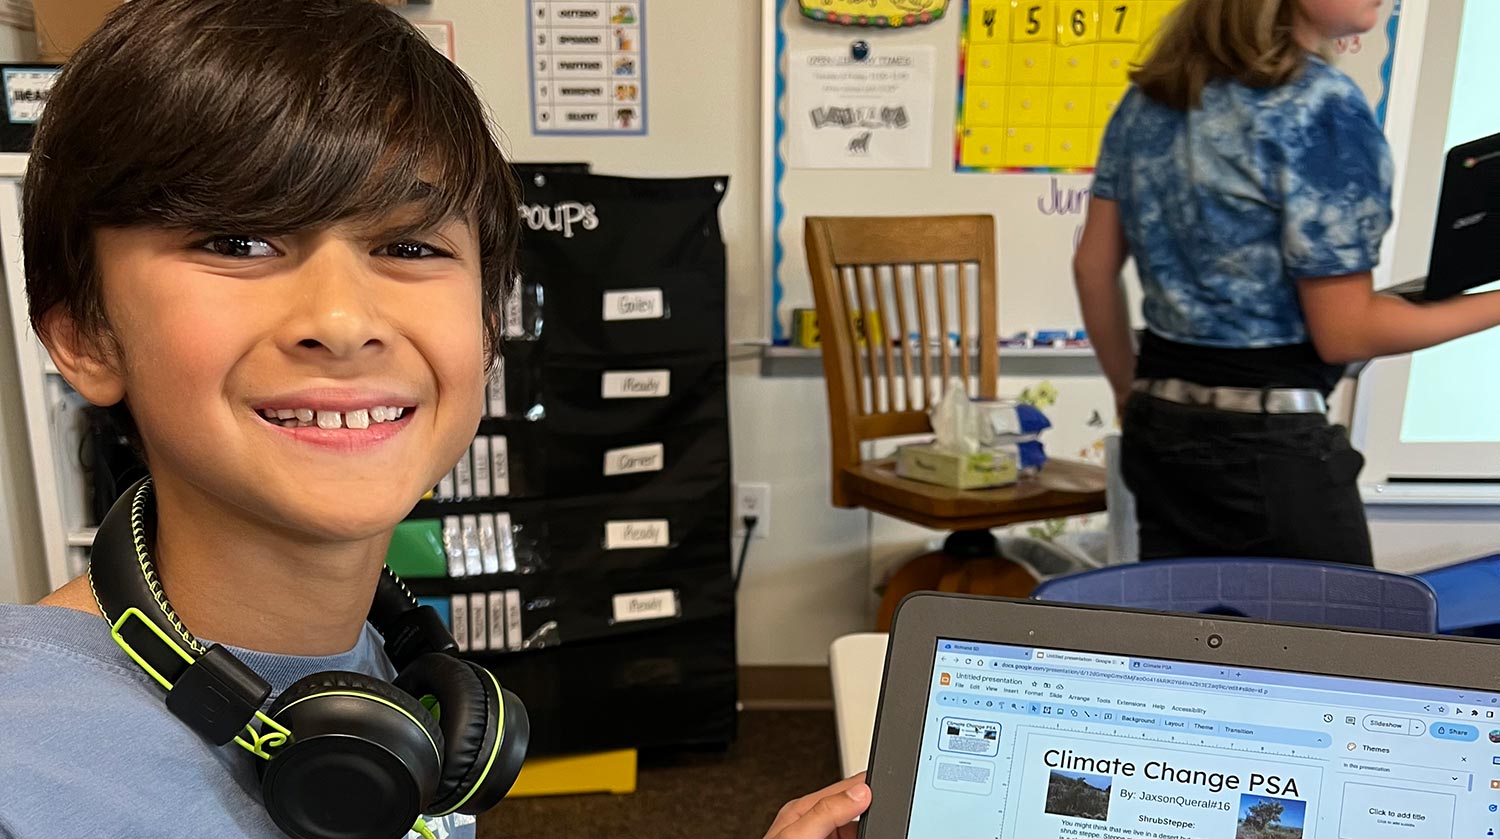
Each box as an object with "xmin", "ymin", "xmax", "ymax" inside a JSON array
[
  {"xmin": 1032, "ymin": 557, "xmax": 1439, "ymax": 633},
  {"xmin": 804, "ymin": 215, "xmax": 999, "ymax": 506},
  {"xmin": 1414, "ymin": 553, "xmax": 1500, "ymax": 633}
]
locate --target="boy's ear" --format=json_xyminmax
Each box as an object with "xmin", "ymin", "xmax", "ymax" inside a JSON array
[{"xmin": 39, "ymin": 308, "xmax": 127, "ymax": 407}]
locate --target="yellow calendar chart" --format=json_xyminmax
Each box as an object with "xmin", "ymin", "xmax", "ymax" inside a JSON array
[{"xmin": 956, "ymin": 0, "xmax": 1183, "ymax": 172}]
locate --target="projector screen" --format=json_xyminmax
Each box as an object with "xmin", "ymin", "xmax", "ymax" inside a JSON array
[
  {"xmin": 1395, "ymin": 2, "xmax": 1500, "ymax": 447},
  {"xmin": 1442, "ymin": 1, "xmax": 1500, "ymax": 151},
  {"xmin": 1354, "ymin": 0, "xmax": 1500, "ymax": 493}
]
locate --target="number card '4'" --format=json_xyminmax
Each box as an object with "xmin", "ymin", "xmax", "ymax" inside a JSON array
[{"xmin": 969, "ymin": 2, "xmax": 1010, "ymax": 43}]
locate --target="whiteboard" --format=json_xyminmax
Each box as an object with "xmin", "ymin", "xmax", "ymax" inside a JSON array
[
  {"xmin": 1352, "ymin": 0, "xmax": 1500, "ymax": 502},
  {"xmin": 762, "ymin": 0, "xmax": 1404, "ymax": 342}
]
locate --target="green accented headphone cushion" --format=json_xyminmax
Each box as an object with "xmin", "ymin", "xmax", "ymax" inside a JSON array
[
  {"xmin": 267, "ymin": 670, "xmax": 444, "ymax": 758},
  {"xmin": 392, "ymin": 654, "xmax": 498, "ymax": 812}
]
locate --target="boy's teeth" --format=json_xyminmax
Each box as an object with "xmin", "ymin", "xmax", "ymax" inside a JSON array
[{"xmin": 261, "ymin": 405, "xmax": 408, "ymax": 429}]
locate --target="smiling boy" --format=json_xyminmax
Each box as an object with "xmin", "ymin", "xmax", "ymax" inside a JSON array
[
  {"xmin": 0, "ymin": 1, "xmax": 511, "ymax": 836},
  {"xmin": 0, "ymin": 2, "xmax": 870, "ymax": 838}
]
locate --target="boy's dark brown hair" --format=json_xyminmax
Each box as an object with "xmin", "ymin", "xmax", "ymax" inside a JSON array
[{"xmin": 24, "ymin": 0, "xmax": 518, "ymax": 361}]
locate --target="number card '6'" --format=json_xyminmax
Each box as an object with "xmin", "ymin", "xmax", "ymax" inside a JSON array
[{"xmin": 1056, "ymin": 1, "xmax": 1098, "ymax": 46}]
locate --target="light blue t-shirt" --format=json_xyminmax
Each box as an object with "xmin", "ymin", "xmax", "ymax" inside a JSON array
[
  {"xmin": 1092, "ymin": 55, "xmax": 1394, "ymax": 349},
  {"xmin": 0, "ymin": 604, "xmax": 477, "ymax": 839}
]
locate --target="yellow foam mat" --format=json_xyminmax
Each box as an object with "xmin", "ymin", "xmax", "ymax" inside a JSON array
[{"xmin": 506, "ymin": 749, "xmax": 638, "ymax": 798}]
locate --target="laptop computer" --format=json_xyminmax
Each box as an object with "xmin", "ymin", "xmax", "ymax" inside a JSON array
[
  {"xmin": 861, "ymin": 593, "xmax": 1500, "ymax": 838},
  {"xmin": 1407, "ymin": 130, "xmax": 1500, "ymax": 301}
]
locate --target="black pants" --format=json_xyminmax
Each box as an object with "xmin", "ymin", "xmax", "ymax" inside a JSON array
[{"xmin": 1121, "ymin": 395, "xmax": 1373, "ymax": 566}]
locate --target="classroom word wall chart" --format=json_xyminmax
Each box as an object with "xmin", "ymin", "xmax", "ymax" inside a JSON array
[
  {"xmin": 529, "ymin": 1, "xmax": 647, "ymax": 135},
  {"xmin": 956, "ymin": 0, "xmax": 1182, "ymax": 172}
]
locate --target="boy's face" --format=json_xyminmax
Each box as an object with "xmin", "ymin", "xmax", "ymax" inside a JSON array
[{"xmin": 75, "ymin": 213, "xmax": 485, "ymax": 542}]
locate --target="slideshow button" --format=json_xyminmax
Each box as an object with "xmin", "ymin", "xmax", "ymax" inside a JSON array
[
  {"xmin": 1361, "ymin": 715, "xmax": 1426, "ymax": 736},
  {"xmin": 1430, "ymin": 722, "xmax": 1479, "ymax": 742}
]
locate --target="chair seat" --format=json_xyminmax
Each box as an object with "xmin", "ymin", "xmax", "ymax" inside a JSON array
[{"xmin": 841, "ymin": 457, "xmax": 1107, "ymax": 531}]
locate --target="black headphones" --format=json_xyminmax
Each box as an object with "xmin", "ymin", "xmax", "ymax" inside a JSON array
[{"xmin": 88, "ymin": 477, "xmax": 528, "ymax": 839}]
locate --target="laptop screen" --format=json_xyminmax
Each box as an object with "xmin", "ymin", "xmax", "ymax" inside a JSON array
[{"xmin": 909, "ymin": 638, "xmax": 1500, "ymax": 838}]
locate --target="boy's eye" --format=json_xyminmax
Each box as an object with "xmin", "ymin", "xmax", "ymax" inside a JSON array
[
  {"xmin": 199, "ymin": 235, "xmax": 278, "ymax": 258},
  {"xmin": 380, "ymin": 241, "xmax": 445, "ymax": 259}
]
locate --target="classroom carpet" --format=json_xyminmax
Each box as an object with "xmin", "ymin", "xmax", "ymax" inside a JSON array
[{"xmin": 482, "ymin": 710, "xmax": 842, "ymax": 839}]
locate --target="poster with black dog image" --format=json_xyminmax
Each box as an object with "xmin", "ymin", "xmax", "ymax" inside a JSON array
[
  {"xmin": 1236, "ymin": 794, "xmax": 1305, "ymax": 839},
  {"xmin": 786, "ymin": 45, "xmax": 934, "ymax": 169},
  {"xmin": 1045, "ymin": 770, "xmax": 1112, "ymax": 822}
]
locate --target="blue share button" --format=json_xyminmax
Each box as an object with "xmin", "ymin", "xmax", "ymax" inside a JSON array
[{"xmin": 1430, "ymin": 722, "xmax": 1480, "ymax": 742}]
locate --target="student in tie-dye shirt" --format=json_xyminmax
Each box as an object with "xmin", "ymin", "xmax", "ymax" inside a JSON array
[{"xmin": 1074, "ymin": 0, "xmax": 1500, "ymax": 564}]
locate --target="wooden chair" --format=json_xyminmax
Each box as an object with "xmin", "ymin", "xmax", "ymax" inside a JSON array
[{"xmin": 804, "ymin": 214, "xmax": 1106, "ymax": 560}]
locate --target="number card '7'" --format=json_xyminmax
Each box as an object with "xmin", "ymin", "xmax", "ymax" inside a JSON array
[{"xmin": 1102, "ymin": 1, "xmax": 1142, "ymax": 41}]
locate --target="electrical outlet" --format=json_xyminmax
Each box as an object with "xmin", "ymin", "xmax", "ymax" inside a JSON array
[{"xmin": 735, "ymin": 482, "xmax": 771, "ymax": 539}]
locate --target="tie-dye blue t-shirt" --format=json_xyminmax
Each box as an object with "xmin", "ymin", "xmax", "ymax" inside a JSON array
[{"xmin": 1092, "ymin": 56, "xmax": 1393, "ymax": 349}]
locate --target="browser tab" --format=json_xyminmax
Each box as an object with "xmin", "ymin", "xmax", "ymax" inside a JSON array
[{"xmin": 1033, "ymin": 649, "xmax": 1131, "ymax": 671}]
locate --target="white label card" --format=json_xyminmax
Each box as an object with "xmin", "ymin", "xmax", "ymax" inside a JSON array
[
  {"xmin": 487, "ymin": 592, "xmax": 507, "ymax": 652},
  {"xmin": 450, "ymin": 594, "xmax": 469, "ymax": 651},
  {"xmin": 601, "ymin": 370, "xmax": 670, "ymax": 399},
  {"xmin": 469, "ymin": 593, "xmax": 487, "ymax": 652},
  {"xmin": 479, "ymin": 514, "xmax": 500, "ymax": 575},
  {"xmin": 505, "ymin": 590, "xmax": 523, "ymax": 651},
  {"xmin": 504, "ymin": 283, "xmax": 525, "ymax": 338},
  {"xmin": 604, "ymin": 442, "xmax": 665, "ymax": 477},
  {"xmin": 491, "ymin": 436, "xmax": 510, "ymax": 497},
  {"xmin": 442, "ymin": 516, "xmax": 464, "ymax": 578},
  {"xmin": 454, "ymin": 449, "xmax": 474, "ymax": 499},
  {"xmin": 612, "ymin": 589, "xmax": 679, "ymax": 623},
  {"xmin": 496, "ymin": 512, "xmax": 517, "ymax": 573},
  {"xmin": 460, "ymin": 515, "xmax": 483, "ymax": 577},
  {"xmin": 487, "ymin": 357, "xmax": 506, "ymax": 418},
  {"xmin": 605, "ymin": 519, "xmax": 670, "ymax": 550},
  {"xmin": 471, "ymin": 437, "xmax": 492, "ymax": 498},
  {"xmin": 603, "ymin": 289, "xmax": 664, "ymax": 321}
]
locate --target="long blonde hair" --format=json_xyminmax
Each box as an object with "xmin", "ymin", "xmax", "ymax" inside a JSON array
[{"xmin": 1131, "ymin": 0, "xmax": 1310, "ymax": 110}]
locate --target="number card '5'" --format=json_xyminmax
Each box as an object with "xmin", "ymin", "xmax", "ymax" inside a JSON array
[{"xmin": 1010, "ymin": 1, "xmax": 1052, "ymax": 42}]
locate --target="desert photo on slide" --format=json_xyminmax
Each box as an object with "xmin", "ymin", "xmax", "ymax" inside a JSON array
[
  {"xmin": 1044, "ymin": 770, "xmax": 1112, "ymax": 821},
  {"xmin": 1236, "ymin": 793, "xmax": 1306, "ymax": 839}
]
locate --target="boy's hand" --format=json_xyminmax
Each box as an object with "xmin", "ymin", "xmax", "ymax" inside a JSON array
[{"xmin": 761, "ymin": 773, "xmax": 871, "ymax": 839}]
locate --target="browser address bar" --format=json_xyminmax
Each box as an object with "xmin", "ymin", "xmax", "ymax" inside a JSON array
[{"xmin": 995, "ymin": 659, "xmax": 1270, "ymax": 696}]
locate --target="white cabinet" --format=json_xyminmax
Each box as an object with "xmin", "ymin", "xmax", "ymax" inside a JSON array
[{"xmin": 0, "ymin": 153, "xmax": 94, "ymax": 595}]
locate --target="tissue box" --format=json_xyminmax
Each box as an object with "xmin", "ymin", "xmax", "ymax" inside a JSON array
[{"xmin": 896, "ymin": 444, "xmax": 1018, "ymax": 490}]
